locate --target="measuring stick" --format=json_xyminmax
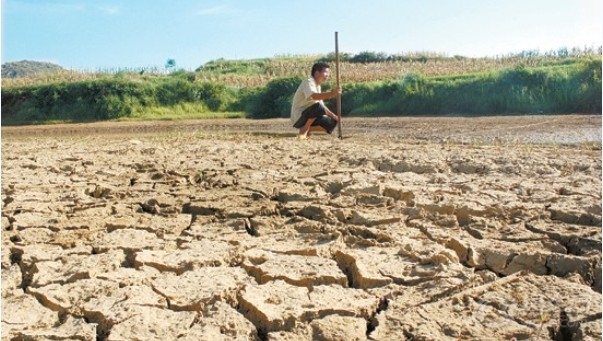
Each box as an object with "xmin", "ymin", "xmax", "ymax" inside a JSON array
[{"xmin": 335, "ymin": 31, "xmax": 343, "ymax": 139}]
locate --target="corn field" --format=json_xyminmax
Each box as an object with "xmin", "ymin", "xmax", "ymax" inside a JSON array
[
  {"xmin": 3, "ymin": 47, "xmax": 601, "ymax": 88},
  {"xmin": 193, "ymin": 55, "xmax": 601, "ymax": 87}
]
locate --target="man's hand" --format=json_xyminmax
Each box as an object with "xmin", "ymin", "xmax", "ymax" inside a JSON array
[
  {"xmin": 327, "ymin": 109, "xmax": 339, "ymax": 121},
  {"xmin": 330, "ymin": 87, "xmax": 342, "ymax": 98}
]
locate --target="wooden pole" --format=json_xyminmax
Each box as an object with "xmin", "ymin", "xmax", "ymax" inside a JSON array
[{"xmin": 335, "ymin": 31, "xmax": 343, "ymax": 139}]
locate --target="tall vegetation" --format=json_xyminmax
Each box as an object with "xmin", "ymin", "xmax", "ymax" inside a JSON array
[
  {"xmin": 1, "ymin": 48, "xmax": 601, "ymax": 124},
  {"xmin": 1, "ymin": 75, "xmax": 237, "ymax": 124},
  {"xmin": 342, "ymin": 58, "xmax": 602, "ymax": 116}
]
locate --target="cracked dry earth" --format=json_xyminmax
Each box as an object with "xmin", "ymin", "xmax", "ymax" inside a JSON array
[{"xmin": 1, "ymin": 116, "xmax": 602, "ymax": 340}]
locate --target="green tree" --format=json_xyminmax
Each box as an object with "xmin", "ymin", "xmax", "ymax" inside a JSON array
[{"xmin": 165, "ymin": 58, "xmax": 176, "ymax": 72}]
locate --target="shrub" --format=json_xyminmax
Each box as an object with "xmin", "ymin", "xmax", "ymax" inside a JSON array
[
  {"xmin": 339, "ymin": 58, "xmax": 602, "ymax": 116},
  {"xmin": 156, "ymin": 78, "xmax": 197, "ymax": 105},
  {"xmin": 196, "ymin": 82, "xmax": 236, "ymax": 112},
  {"xmin": 246, "ymin": 77, "xmax": 302, "ymax": 118},
  {"xmin": 1, "ymin": 79, "xmax": 152, "ymax": 123}
]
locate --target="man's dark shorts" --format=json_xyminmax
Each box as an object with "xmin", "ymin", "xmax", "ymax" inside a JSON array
[{"xmin": 293, "ymin": 103, "xmax": 337, "ymax": 134}]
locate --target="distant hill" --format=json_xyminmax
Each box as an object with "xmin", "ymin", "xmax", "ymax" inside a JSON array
[{"xmin": 1, "ymin": 60, "xmax": 64, "ymax": 78}]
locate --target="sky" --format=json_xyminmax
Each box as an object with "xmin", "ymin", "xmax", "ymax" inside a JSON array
[{"xmin": 1, "ymin": 0, "xmax": 602, "ymax": 71}]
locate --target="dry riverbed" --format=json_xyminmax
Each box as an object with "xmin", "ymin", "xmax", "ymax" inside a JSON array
[{"xmin": 1, "ymin": 115, "xmax": 601, "ymax": 340}]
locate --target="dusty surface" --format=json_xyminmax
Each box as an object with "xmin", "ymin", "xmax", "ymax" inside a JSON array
[{"xmin": 1, "ymin": 115, "xmax": 602, "ymax": 340}]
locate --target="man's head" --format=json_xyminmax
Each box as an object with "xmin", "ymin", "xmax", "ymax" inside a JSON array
[{"xmin": 311, "ymin": 62, "xmax": 331, "ymax": 84}]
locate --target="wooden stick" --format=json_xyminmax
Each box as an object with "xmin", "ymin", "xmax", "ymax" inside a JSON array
[{"xmin": 335, "ymin": 31, "xmax": 343, "ymax": 139}]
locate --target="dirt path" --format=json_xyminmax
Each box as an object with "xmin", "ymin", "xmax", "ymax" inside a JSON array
[{"xmin": 2, "ymin": 115, "xmax": 601, "ymax": 340}]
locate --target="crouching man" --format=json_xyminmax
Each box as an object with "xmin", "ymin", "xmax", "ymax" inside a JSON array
[{"xmin": 290, "ymin": 62, "xmax": 341, "ymax": 140}]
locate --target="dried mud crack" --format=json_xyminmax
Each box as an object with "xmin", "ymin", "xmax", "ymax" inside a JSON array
[{"xmin": 2, "ymin": 116, "xmax": 601, "ymax": 340}]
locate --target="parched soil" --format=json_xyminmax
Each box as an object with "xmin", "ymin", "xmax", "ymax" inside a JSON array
[{"xmin": 2, "ymin": 115, "xmax": 602, "ymax": 340}]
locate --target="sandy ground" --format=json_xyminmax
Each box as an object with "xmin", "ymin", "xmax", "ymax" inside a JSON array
[{"xmin": 1, "ymin": 115, "xmax": 602, "ymax": 340}]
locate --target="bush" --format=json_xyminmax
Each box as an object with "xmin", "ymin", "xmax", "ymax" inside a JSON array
[
  {"xmin": 341, "ymin": 59, "xmax": 602, "ymax": 116},
  {"xmin": 349, "ymin": 51, "xmax": 389, "ymax": 63},
  {"xmin": 1, "ymin": 79, "xmax": 152, "ymax": 123},
  {"xmin": 196, "ymin": 82, "xmax": 236, "ymax": 111},
  {"xmin": 156, "ymin": 78, "xmax": 196, "ymax": 105},
  {"xmin": 0, "ymin": 77, "xmax": 244, "ymax": 123},
  {"xmin": 246, "ymin": 77, "xmax": 302, "ymax": 119}
]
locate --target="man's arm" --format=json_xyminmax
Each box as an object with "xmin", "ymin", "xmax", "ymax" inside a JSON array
[
  {"xmin": 310, "ymin": 87, "xmax": 342, "ymax": 101},
  {"xmin": 317, "ymin": 101, "xmax": 339, "ymax": 121},
  {"xmin": 325, "ymin": 108, "xmax": 339, "ymax": 121}
]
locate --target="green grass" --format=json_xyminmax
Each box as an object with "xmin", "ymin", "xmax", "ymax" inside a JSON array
[{"xmin": 123, "ymin": 103, "xmax": 245, "ymax": 121}]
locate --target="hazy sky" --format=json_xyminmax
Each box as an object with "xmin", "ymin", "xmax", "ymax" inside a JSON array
[{"xmin": 1, "ymin": 0, "xmax": 601, "ymax": 70}]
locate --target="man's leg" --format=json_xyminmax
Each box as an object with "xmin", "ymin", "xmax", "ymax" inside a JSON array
[
  {"xmin": 308, "ymin": 126, "xmax": 326, "ymax": 132},
  {"xmin": 299, "ymin": 117, "xmax": 317, "ymax": 137},
  {"xmin": 296, "ymin": 103, "xmax": 329, "ymax": 138},
  {"xmin": 311, "ymin": 115, "xmax": 335, "ymax": 135},
  {"xmin": 306, "ymin": 125, "xmax": 326, "ymax": 136}
]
